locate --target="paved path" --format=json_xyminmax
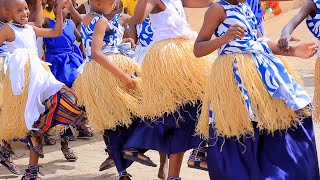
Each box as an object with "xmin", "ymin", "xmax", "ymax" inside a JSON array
[{"xmin": 1, "ymin": 8, "xmax": 319, "ymax": 180}]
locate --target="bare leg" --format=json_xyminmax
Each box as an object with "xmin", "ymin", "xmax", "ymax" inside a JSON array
[
  {"xmin": 158, "ymin": 153, "xmax": 168, "ymax": 179},
  {"xmin": 168, "ymin": 152, "xmax": 184, "ymax": 178}
]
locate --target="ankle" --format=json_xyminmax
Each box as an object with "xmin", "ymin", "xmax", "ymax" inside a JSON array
[{"xmin": 119, "ymin": 171, "xmax": 131, "ymax": 179}]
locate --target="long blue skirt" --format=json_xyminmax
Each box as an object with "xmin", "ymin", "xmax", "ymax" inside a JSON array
[
  {"xmin": 207, "ymin": 116, "xmax": 319, "ymax": 180},
  {"xmin": 124, "ymin": 102, "xmax": 202, "ymax": 154},
  {"xmin": 104, "ymin": 120, "xmax": 139, "ymax": 173}
]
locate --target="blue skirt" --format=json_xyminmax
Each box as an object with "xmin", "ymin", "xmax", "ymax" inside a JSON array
[
  {"xmin": 124, "ymin": 102, "xmax": 202, "ymax": 154},
  {"xmin": 207, "ymin": 116, "xmax": 319, "ymax": 180},
  {"xmin": 104, "ymin": 120, "xmax": 139, "ymax": 173}
]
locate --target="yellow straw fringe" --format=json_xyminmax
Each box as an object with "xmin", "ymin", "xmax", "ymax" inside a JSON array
[
  {"xmin": 73, "ymin": 54, "xmax": 142, "ymax": 133},
  {"xmin": 0, "ymin": 60, "xmax": 30, "ymax": 140},
  {"xmin": 314, "ymin": 57, "xmax": 320, "ymax": 123},
  {"xmin": 0, "ymin": 56, "xmax": 4, "ymax": 117},
  {"xmin": 141, "ymin": 38, "xmax": 212, "ymax": 118},
  {"xmin": 197, "ymin": 54, "xmax": 297, "ymax": 139}
]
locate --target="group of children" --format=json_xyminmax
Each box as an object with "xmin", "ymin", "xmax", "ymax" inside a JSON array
[{"xmin": 0, "ymin": 0, "xmax": 320, "ymax": 179}]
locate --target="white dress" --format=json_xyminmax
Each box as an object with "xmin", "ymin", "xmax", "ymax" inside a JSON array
[{"xmin": 6, "ymin": 24, "xmax": 63, "ymax": 130}]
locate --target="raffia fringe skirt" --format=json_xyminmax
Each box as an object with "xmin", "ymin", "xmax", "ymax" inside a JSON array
[{"xmin": 73, "ymin": 54, "xmax": 142, "ymax": 133}]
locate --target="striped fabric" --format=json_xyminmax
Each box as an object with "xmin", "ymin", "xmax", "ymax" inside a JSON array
[{"xmin": 34, "ymin": 85, "xmax": 86, "ymax": 134}]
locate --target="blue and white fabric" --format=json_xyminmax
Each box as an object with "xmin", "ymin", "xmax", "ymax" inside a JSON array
[
  {"xmin": 216, "ymin": 1, "xmax": 310, "ymax": 113},
  {"xmin": 247, "ymin": 0, "xmax": 264, "ymax": 36},
  {"xmin": 136, "ymin": 18, "xmax": 153, "ymax": 47},
  {"xmin": 306, "ymin": 0, "xmax": 320, "ymax": 56},
  {"xmin": 0, "ymin": 24, "xmax": 7, "ymax": 57}
]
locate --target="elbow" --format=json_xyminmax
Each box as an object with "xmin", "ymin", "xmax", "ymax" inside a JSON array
[
  {"xmin": 91, "ymin": 50, "xmax": 100, "ymax": 60},
  {"xmin": 193, "ymin": 45, "xmax": 202, "ymax": 58},
  {"xmin": 130, "ymin": 17, "xmax": 143, "ymax": 25}
]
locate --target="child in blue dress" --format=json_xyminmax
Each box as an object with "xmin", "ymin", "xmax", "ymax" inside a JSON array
[{"xmin": 194, "ymin": 0, "xmax": 319, "ymax": 179}]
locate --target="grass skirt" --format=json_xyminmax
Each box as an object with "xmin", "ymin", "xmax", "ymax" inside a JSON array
[
  {"xmin": 197, "ymin": 54, "xmax": 303, "ymax": 139},
  {"xmin": 141, "ymin": 38, "xmax": 212, "ymax": 118},
  {"xmin": 73, "ymin": 54, "xmax": 142, "ymax": 133}
]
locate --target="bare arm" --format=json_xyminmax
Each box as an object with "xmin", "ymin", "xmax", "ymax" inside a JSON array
[
  {"xmin": 129, "ymin": 0, "xmax": 157, "ymax": 25},
  {"xmin": 31, "ymin": 0, "xmax": 44, "ymax": 27},
  {"xmin": 0, "ymin": 24, "xmax": 15, "ymax": 45},
  {"xmin": 182, "ymin": 0, "xmax": 214, "ymax": 8},
  {"xmin": 33, "ymin": 0, "xmax": 64, "ymax": 38},
  {"xmin": 67, "ymin": 1, "xmax": 85, "ymax": 26},
  {"xmin": 194, "ymin": 4, "xmax": 246, "ymax": 57},
  {"xmin": 279, "ymin": 1, "xmax": 316, "ymax": 50},
  {"xmin": 91, "ymin": 18, "xmax": 135, "ymax": 89}
]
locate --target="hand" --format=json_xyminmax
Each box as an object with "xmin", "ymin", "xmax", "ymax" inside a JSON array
[
  {"xmin": 293, "ymin": 42, "xmax": 317, "ymax": 59},
  {"xmin": 120, "ymin": 74, "xmax": 136, "ymax": 90},
  {"xmin": 56, "ymin": 0, "xmax": 67, "ymax": 8},
  {"xmin": 222, "ymin": 24, "xmax": 246, "ymax": 43},
  {"xmin": 63, "ymin": 0, "xmax": 73, "ymax": 8},
  {"xmin": 278, "ymin": 35, "xmax": 300, "ymax": 52},
  {"xmin": 122, "ymin": 38, "xmax": 136, "ymax": 49}
]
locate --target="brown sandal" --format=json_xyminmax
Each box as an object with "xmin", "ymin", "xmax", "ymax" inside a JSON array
[{"xmin": 61, "ymin": 137, "xmax": 78, "ymax": 162}]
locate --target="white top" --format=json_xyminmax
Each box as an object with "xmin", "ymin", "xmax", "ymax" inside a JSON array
[
  {"xmin": 6, "ymin": 24, "xmax": 63, "ymax": 130},
  {"xmin": 149, "ymin": 0, "xmax": 196, "ymax": 43},
  {"xmin": 6, "ymin": 24, "xmax": 38, "ymax": 53}
]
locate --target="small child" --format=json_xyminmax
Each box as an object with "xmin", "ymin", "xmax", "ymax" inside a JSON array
[
  {"xmin": 0, "ymin": 0, "xmax": 87, "ymax": 179},
  {"xmin": 194, "ymin": 0, "xmax": 319, "ymax": 179}
]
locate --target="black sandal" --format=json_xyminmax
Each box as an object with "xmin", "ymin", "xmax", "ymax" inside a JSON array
[
  {"xmin": 187, "ymin": 147, "xmax": 208, "ymax": 171},
  {"xmin": 123, "ymin": 149, "xmax": 157, "ymax": 167},
  {"xmin": 167, "ymin": 177, "xmax": 181, "ymax": 180},
  {"xmin": 99, "ymin": 157, "xmax": 115, "ymax": 171},
  {"xmin": 21, "ymin": 165, "xmax": 44, "ymax": 180},
  {"xmin": 119, "ymin": 171, "xmax": 132, "ymax": 180},
  {"xmin": 26, "ymin": 133, "xmax": 44, "ymax": 158}
]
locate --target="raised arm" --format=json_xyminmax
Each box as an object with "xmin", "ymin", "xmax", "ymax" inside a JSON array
[
  {"xmin": 278, "ymin": 1, "xmax": 316, "ymax": 51},
  {"xmin": 194, "ymin": 4, "xmax": 246, "ymax": 57},
  {"xmin": 129, "ymin": 0, "xmax": 157, "ymax": 25},
  {"xmin": 33, "ymin": 0, "xmax": 65, "ymax": 37},
  {"xmin": 66, "ymin": 0, "xmax": 85, "ymax": 26},
  {"xmin": 91, "ymin": 18, "xmax": 135, "ymax": 89},
  {"xmin": 182, "ymin": 0, "xmax": 213, "ymax": 8}
]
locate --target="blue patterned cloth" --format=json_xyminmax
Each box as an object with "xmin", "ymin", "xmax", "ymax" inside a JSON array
[
  {"xmin": 0, "ymin": 24, "xmax": 7, "ymax": 56},
  {"xmin": 81, "ymin": 13, "xmax": 133, "ymax": 61},
  {"xmin": 136, "ymin": 18, "xmax": 153, "ymax": 47},
  {"xmin": 306, "ymin": 0, "xmax": 320, "ymax": 39},
  {"xmin": 216, "ymin": 1, "xmax": 310, "ymax": 112},
  {"xmin": 247, "ymin": 0, "xmax": 264, "ymax": 35}
]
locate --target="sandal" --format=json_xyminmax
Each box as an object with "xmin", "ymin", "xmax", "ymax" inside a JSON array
[
  {"xmin": 187, "ymin": 147, "xmax": 208, "ymax": 171},
  {"xmin": 26, "ymin": 133, "xmax": 44, "ymax": 158},
  {"xmin": 99, "ymin": 157, "xmax": 115, "ymax": 171},
  {"xmin": 119, "ymin": 171, "xmax": 132, "ymax": 180},
  {"xmin": 0, "ymin": 147, "xmax": 20, "ymax": 175},
  {"xmin": 61, "ymin": 137, "xmax": 78, "ymax": 162},
  {"xmin": 123, "ymin": 149, "xmax": 157, "ymax": 167},
  {"xmin": 77, "ymin": 123, "xmax": 94, "ymax": 138},
  {"xmin": 21, "ymin": 165, "xmax": 44, "ymax": 180},
  {"xmin": 44, "ymin": 135, "xmax": 56, "ymax": 146}
]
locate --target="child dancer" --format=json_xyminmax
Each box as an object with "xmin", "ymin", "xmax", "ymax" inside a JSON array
[
  {"xmin": 41, "ymin": 0, "xmax": 89, "ymax": 162},
  {"xmin": 122, "ymin": 0, "xmax": 213, "ymax": 179},
  {"xmin": 77, "ymin": 0, "xmax": 153, "ymax": 179},
  {"xmin": 194, "ymin": 0, "xmax": 319, "ymax": 179},
  {"xmin": 0, "ymin": 0, "xmax": 87, "ymax": 179},
  {"xmin": 279, "ymin": 0, "xmax": 320, "ymax": 123}
]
